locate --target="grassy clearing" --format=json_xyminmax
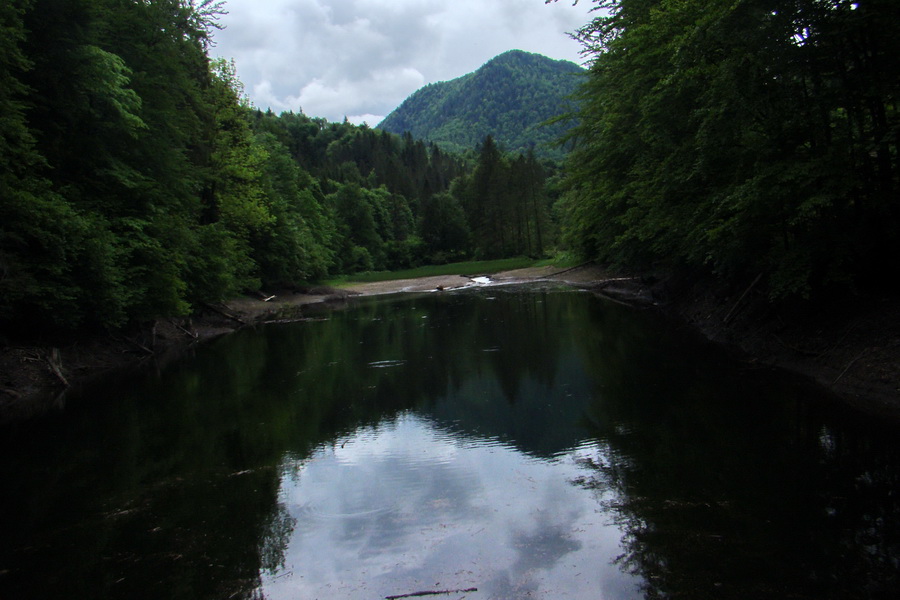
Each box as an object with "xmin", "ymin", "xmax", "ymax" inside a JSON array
[{"xmin": 324, "ymin": 256, "xmax": 581, "ymax": 286}]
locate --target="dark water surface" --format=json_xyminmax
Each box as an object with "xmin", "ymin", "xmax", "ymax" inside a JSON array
[{"xmin": 1, "ymin": 285, "xmax": 898, "ymax": 599}]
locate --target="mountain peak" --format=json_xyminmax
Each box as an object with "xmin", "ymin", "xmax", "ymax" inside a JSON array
[{"xmin": 487, "ymin": 49, "xmax": 573, "ymax": 66}]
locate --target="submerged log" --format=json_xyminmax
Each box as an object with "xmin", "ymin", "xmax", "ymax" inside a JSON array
[
  {"xmin": 385, "ymin": 588, "xmax": 478, "ymax": 600},
  {"xmin": 723, "ymin": 272, "xmax": 763, "ymax": 324}
]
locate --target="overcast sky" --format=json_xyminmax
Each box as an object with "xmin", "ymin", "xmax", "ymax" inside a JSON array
[{"xmin": 210, "ymin": 0, "xmax": 594, "ymax": 125}]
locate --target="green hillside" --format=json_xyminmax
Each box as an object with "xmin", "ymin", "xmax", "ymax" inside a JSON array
[{"xmin": 377, "ymin": 50, "xmax": 584, "ymax": 159}]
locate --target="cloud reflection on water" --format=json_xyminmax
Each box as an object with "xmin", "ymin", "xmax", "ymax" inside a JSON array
[{"xmin": 261, "ymin": 413, "xmax": 640, "ymax": 599}]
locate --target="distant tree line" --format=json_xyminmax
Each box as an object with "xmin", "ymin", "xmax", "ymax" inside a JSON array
[
  {"xmin": 0, "ymin": 0, "xmax": 558, "ymax": 335},
  {"xmin": 555, "ymin": 0, "xmax": 899, "ymax": 299},
  {"xmin": 239, "ymin": 114, "xmax": 557, "ymax": 276}
]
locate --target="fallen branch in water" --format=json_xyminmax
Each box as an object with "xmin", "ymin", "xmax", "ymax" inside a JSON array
[
  {"xmin": 773, "ymin": 334, "xmax": 821, "ymax": 357},
  {"xmin": 723, "ymin": 272, "xmax": 763, "ymax": 324},
  {"xmin": 386, "ymin": 588, "xmax": 478, "ymax": 599},
  {"xmin": 833, "ymin": 348, "xmax": 868, "ymax": 384}
]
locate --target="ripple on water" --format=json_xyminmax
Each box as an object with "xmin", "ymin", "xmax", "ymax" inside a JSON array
[{"xmin": 367, "ymin": 359, "xmax": 407, "ymax": 368}]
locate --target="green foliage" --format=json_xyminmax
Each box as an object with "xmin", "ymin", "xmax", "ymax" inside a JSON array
[
  {"xmin": 451, "ymin": 136, "xmax": 554, "ymax": 259},
  {"xmin": 74, "ymin": 45, "xmax": 146, "ymax": 136},
  {"xmin": 184, "ymin": 223, "xmax": 250, "ymax": 304},
  {"xmin": 419, "ymin": 192, "xmax": 471, "ymax": 262},
  {"xmin": 252, "ymin": 133, "xmax": 334, "ymax": 286},
  {"xmin": 247, "ymin": 110, "xmax": 479, "ymax": 273},
  {"xmin": 1, "ymin": 0, "xmax": 246, "ymax": 331},
  {"xmin": 560, "ymin": 0, "xmax": 900, "ymax": 299},
  {"xmin": 0, "ymin": 2, "xmax": 569, "ymax": 335},
  {"xmin": 327, "ymin": 183, "xmax": 385, "ymax": 273},
  {"xmin": 378, "ymin": 50, "xmax": 584, "ymax": 161},
  {"xmin": 251, "ymin": 110, "xmax": 467, "ymax": 204}
]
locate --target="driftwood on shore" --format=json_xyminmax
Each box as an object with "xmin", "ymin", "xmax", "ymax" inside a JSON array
[
  {"xmin": 202, "ymin": 302, "xmax": 247, "ymax": 325},
  {"xmin": 547, "ymin": 261, "xmax": 594, "ymax": 277},
  {"xmin": 175, "ymin": 321, "xmax": 199, "ymax": 340},
  {"xmin": 46, "ymin": 348, "xmax": 69, "ymax": 388},
  {"xmin": 723, "ymin": 273, "xmax": 763, "ymax": 324},
  {"xmin": 114, "ymin": 333, "xmax": 154, "ymax": 356}
]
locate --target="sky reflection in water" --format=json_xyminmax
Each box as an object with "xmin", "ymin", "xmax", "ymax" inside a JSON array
[{"xmin": 264, "ymin": 413, "xmax": 637, "ymax": 600}]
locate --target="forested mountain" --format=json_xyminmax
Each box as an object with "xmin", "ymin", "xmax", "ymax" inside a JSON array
[
  {"xmin": 377, "ymin": 50, "xmax": 584, "ymax": 159},
  {"xmin": 556, "ymin": 0, "xmax": 900, "ymax": 300}
]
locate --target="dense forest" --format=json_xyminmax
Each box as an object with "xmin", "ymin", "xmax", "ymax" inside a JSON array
[
  {"xmin": 5, "ymin": 0, "xmax": 893, "ymax": 341},
  {"xmin": 0, "ymin": 1, "xmax": 557, "ymax": 336},
  {"xmin": 554, "ymin": 0, "xmax": 899, "ymax": 300},
  {"xmin": 378, "ymin": 50, "xmax": 584, "ymax": 160}
]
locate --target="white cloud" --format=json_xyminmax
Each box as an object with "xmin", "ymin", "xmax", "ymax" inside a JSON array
[
  {"xmin": 285, "ymin": 66, "xmax": 425, "ymax": 121},
  {"xmin": 211, "ymin": 0, "xmax": 593, "ymax": 122},
  {"xmin": 346, "ymin": 114, "xmax": 386, "ymax": 127}
]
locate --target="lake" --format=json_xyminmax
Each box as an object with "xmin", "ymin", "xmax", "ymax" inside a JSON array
[{"xmin": 1, "ymin": 284, "xmax": 898, "ymax": 599}]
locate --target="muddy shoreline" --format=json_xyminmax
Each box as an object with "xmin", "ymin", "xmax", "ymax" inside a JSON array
[{"xmin": 2, "ymin": 265, "xmax": 897, "ymax": 422}]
